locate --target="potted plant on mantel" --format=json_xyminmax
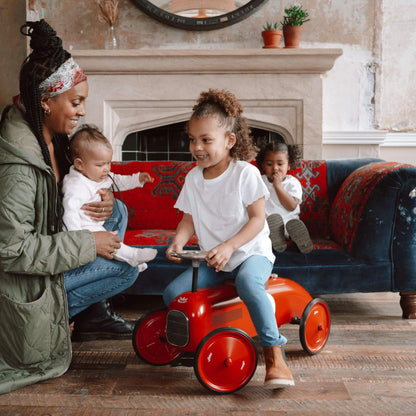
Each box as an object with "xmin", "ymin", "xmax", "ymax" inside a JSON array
[
  {"xmin": 261, "ymin": 22, "xmax": 283, "ymax": 49},
  {"xmin": 281, "ymin": 4, "xmax": 310, "ymax": 49}
]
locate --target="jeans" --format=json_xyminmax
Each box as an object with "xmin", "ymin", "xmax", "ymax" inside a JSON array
[
  {"xmin": 163, "ymin": 255, "xmax": 287, "ymax": 347},
  {"xmin": 64, "ymin": 199, "xmax": 139, "ymax": 318}
]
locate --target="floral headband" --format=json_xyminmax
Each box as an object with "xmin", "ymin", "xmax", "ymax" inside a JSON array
[{"xmin": 38, "ymin": 57, "xmax": 87, "ymax": 98}]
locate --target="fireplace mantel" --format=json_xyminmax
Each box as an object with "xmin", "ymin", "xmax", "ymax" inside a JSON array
[
  {"xmin": 71, "ymin": 49, "xmax": 342, "ymax": 161},
  {"xmin": 72, "ymin": 48, "xmax": 342, "ymax": 75}
]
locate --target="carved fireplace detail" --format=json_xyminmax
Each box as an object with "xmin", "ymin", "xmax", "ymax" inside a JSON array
[{"xmin": 72, "ymin": 48, "xmax": 342, "ymax": 161}]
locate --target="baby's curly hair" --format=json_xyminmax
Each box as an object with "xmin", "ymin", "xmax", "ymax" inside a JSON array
[
  {"xmin": 190, "ymin": 89, "xmax": 257, "ymax": 161},
  {"xmin": 255, "ymin": 141, "xmax": 301, "ymax": 171}
]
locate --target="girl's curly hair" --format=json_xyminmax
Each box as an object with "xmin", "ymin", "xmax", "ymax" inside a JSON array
[
  {"xmin": 190, "ymin": 89, "xmax": 257, "ymax": 161},
  {"xmin": 255, "ymin": 141, "xmax": 301, "ymax": 171}
]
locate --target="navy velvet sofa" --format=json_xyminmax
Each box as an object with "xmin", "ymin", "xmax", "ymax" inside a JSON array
[{"xmin": 111, "ymin": 158, "xmax": 416, "ymax": 318}]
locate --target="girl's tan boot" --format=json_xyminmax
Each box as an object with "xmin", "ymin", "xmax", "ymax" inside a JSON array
[{"xmin": 263, "ymin": 345, "xmax": 295, "ymax": 388}]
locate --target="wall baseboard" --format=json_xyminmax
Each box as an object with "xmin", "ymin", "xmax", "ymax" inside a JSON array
[
  {"xmin": 323, "ymin": 131, "xmax": 416, "ymax": 147},
  {"xmin": 382, "ymin": 132, "xmax": 416, "ymax": 147}
]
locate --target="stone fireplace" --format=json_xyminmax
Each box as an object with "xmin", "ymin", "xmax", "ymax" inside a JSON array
[{"xmin": 72, "ymin": 48, "xmax": 342, "ymax": 161}]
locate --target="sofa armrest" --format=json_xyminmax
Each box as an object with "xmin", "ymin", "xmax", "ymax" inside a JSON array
[{"xmin": 329, "ymin": 162, "xmax": 416, "ymax": 291}]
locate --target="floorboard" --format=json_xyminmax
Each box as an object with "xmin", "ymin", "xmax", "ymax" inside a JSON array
[{"xmin": 1, "ymin": 292, "xmax": 415, "ymax": 416}]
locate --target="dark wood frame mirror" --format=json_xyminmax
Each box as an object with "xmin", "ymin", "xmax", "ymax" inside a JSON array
[{"xmin": 131, "ymin": 0, "xmax": 269, "ymax": 31}]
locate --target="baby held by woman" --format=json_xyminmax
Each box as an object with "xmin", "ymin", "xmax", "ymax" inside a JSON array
[{"xmin": 62, "ymin": 125, "xmax": 157, "ymax": 270}]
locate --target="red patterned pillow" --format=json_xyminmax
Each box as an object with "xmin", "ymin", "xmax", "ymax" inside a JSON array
[
  {"xmin": 111, "ymin": 161, "xmax": 195, "ymax": 230},
  {"xmin": 329, "ymin": 161, "xmax": 413, "ymax": 251},
  {"xmin": 288, "ymin": 160, "xmax": 329, "ymax": 238}
]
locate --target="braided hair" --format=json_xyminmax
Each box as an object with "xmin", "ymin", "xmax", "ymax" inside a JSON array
[
  {"xmin": 19, "ymin": 19, "xmax": 72, "ymax": 176},
  {"xmin": 190, "ymin": 89, "xmax": 257, "ymax": 162}
]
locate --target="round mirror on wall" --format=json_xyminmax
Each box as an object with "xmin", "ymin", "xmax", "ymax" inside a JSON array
[{"xmin": 131, "ymin": 0, "xmax": 269, "ymax": 30}]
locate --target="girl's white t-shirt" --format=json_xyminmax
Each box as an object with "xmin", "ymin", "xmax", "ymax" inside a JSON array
[
  {"xmin": 262, "ymin": 174, "xmax": 302, "ymax": 222},
  {"xmin": 175, "ymin": 160, "xmax": 275, "ymax": 272}
]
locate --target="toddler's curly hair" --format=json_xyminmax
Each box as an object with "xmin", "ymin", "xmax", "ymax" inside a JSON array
[
  {"xmin": 190, "ymin": 89, "xmax": 257, "ymax": 161},
  {"xmin": 255, "ymin": 141, "xmax": 301, "ymax": 170}
]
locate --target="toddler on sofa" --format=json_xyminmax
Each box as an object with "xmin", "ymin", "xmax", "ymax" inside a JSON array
[
  {"xmin": 256, "ymin": 141, "xmax": 313, "ymax": 254},
  {"xmin": 62, "ymin": 125, "xmax": 157, "ymax": 270}
]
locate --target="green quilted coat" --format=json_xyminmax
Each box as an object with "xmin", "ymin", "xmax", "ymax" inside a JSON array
[{"xmin": 0, "ymin": 105, "xmax": 96, "ymax": 394}]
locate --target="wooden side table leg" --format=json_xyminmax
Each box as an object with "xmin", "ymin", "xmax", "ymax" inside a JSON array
[{"xmin": 399, "ymin": 292, "xmax": 416, "ymax": 319}]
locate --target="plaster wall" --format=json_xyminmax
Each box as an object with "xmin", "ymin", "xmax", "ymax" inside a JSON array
[
  {"xmin": 375, "ymin": 0, "xmax": 416, "ymax": 132},
  {"xmin": 0, "ymin": 0, "xmax": 26, "ymax": 109},
  {"xmin": 24, "ymin": 0, "xmax": 383, "ymax": 134},
  {"xmin": 1, "ymin": 1, "xmax": 415, "ymax": 162}
]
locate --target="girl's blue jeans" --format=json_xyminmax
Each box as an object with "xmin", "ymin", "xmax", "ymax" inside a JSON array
[
  {"xmin": 163, "ymin": 255, "xmax": 287, "ymax": 347},
  {"xmin": 64, "ymin": 199, "xmax": 139, "ymax": 318}
]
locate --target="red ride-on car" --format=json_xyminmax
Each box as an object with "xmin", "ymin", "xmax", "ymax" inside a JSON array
[{"xmin": 132, "ymin": 251, "xmax": 330, "ymax": 394}]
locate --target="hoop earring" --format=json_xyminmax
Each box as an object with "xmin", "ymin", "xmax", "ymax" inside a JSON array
[{"xmin": 44, "ymin": 108, "xmax": 51, "ymax": 116}]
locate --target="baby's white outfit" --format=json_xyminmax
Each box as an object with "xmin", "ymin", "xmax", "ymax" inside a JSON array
[
  {"xmin": 62, "ymin": 166, "xmax": 156, "ymax": 268},
  {"xmin": 262, "ymin": 174, "xmax": 302, "ymax": 236}
]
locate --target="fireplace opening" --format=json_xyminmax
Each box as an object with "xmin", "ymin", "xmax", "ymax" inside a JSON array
[{"xmin": 122, "ymin": 122, "xmax": 286, "ymax": 162}]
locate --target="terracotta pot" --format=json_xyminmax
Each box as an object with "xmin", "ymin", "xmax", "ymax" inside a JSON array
[
  {"xmin": 283, "ymin": 25, "xmax": 303, "ymax": 48},
  {"xmin": 261, "ymin": 29, "xmax": 283, "ymax": 49}
]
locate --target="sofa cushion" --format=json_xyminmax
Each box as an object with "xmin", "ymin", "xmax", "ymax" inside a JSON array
[
  {"xmin": 125, "ymin": 245, "xmax": 392, "ymax": 296},
  {"xmin": 124, "ymin": 229, "xmax": 198, "ymax": 247},
  {"xmin": 271, "ymin": 248, "xmax": 392, "ymax": 295}
]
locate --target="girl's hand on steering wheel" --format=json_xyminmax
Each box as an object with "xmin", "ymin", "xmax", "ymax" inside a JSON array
[
  {"xmin": 166, "ymin": 243, "xmax": 183, "ymax": 263},
  {"xmin": 206, "ymin": 243, "xmax": 234, "ymax": 272}
]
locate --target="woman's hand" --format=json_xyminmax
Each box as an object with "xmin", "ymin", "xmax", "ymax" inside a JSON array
[
  {"xmin": 93, "ymin": 231, "xmax": 121, "ymax": 259},
  {"xmin": 82, "ymin": 189, "xmax": 114, "ymax": 222},
  {"xmin": 206, "ymin": 242, "xmax": 234, "ymax": 272}
]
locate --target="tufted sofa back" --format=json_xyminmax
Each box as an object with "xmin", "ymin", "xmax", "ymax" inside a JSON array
[
  {"xmin": 111, "ymin": 160, "xmax": 334, "ymax": 237},
  {"xmin": 111, "ymin": 161, "xmax": 195, "ymax": 230}
]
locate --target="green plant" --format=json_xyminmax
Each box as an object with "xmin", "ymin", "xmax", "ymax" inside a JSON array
[
  {"xmin": 262, "ymin": 21, "xmax": 280, "ymax": 31},
  {"xmin": 281, "ymin": 4, "xmax": 310, "ymax": 26}
]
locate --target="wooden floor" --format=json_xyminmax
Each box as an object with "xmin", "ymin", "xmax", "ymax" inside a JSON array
[{"xmin": 1, "ymin": 291, "xmax": 416, "ymax": 416}]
